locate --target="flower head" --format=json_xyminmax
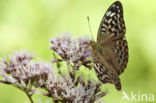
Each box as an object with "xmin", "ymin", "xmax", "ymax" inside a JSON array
[
  {"xmin": 50, "ymin": 32, "xmax": 92, "ymax": 70},
  {"xmin": 45, "ymin": 71, "xmax": 106, "ymax": 103},
  {"xmin": 0, "ymin": 50, "xmax": 52, "ymax": 94}
]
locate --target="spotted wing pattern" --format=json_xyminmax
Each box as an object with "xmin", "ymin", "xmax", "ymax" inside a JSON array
[
  {"xmin": 93, "ymin": 1, "xmax": 128, "ymax": 90},
  {"xmin": 97, "ymin": 1, "xmax": 126, "ymax": 43},
  {"xmin": 113, "ymin": 36, "xmax": 128, "ymax": 75}
]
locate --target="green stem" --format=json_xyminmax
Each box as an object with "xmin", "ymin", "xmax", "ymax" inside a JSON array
[
  {"xmin": 25, "ymin": 91, "xmax": 34, "ymax": 103},
  {"xmin": 0, "ymin": 80, "xmax": 34, "ymax": 103}
]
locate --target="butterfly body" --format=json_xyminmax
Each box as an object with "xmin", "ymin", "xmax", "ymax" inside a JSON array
[{"xmin": 90, "ymin": 1, "xmax": 128, "ymax": 90}]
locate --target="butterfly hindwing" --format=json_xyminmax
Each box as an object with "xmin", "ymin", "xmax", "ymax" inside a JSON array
[{"xmin": 93, "ymin": 51, "xmax": 122, "ymax": 90}]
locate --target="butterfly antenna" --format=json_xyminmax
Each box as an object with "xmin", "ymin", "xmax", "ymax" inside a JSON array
[{"xmin": 87, "ymin": 16, "xmax": 94, "ymax": 41}]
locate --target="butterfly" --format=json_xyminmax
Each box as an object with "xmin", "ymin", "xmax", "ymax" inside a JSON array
[{"xmin": 90, "ymin": 1, "xmax": 128, "ymax": 90}]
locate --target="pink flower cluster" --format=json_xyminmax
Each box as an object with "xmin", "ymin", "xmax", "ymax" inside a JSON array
[
  {"xmin": 0, "ymin": 33, "xmax": 106, "ymax": 103},
  {"xmin": 50, "ymin": 33, "xmax": 92, "ymax": 69}
]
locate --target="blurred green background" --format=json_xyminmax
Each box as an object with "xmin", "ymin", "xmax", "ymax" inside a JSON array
[{"xmin": 0, "ymin": 0, "xmax": 156, "ymax": 103}]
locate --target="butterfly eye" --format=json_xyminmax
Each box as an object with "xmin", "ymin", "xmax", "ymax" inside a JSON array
[{"xmin": 90, "ymin": 41, "xmax": 96, "ymax": 47}]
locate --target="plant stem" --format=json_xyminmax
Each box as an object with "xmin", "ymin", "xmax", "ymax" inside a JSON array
[
  {"xmin": 25, "ymin": 92, "xmax": 34, "ymax": 103},
  {"xmin": 0, "ymin": 80, "xmax": 11, "ymax": 84}
]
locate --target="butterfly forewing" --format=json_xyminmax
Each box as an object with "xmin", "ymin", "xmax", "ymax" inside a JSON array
[{"xmin": 97, "ymin": 1, "xmax": 126, "ymax": 43}]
